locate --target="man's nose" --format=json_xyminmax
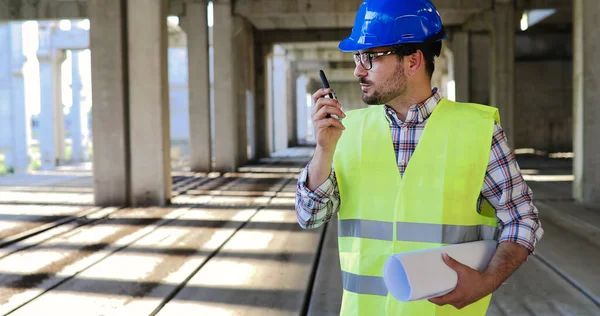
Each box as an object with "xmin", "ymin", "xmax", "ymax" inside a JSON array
[{"xmin": 354, "ymin": 62, "xmax": 367, "ymax": 78}]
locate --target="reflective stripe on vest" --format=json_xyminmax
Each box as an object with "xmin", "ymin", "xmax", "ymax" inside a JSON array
[
  {"xmin": 342, "ymin": 271, "xmax": 388, "ymax": 296},
  {"xmin": 338, "ymin": 219, "xmax": 393, "ymax": 241},
  {"xmin": 339, "ymin": 219, "xmax": 498, "ymax": 243}
]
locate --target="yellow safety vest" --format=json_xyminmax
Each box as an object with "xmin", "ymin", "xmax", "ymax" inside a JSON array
[{"xmin": 332, "ymin": 98, "xmax": 500, "ymax": 315}]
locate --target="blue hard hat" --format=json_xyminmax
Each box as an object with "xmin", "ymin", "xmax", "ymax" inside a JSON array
[{"xmin": 339, "ymin": 0, "xmax": 447, "ymax": 52}]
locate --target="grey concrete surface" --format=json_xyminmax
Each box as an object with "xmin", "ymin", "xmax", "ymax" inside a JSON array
[
  {"xmin": 0, "ymin": 155, "xmax": 598, "ymax": 315},
  {"xmin": 307, "ymin": 221, "xmax": 342, "ymax": 316},
  {"xmin": 0, "ymin": 204, "xmax": 92, "ymax": 242},
  {"xmin": 0, "ymin": 206, "xmax": 188, "ymax": 314}
]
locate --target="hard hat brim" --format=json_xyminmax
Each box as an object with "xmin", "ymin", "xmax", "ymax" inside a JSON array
[{"xmin": 338, "ymin": 37, "xmax": 386, "ymax": 53}]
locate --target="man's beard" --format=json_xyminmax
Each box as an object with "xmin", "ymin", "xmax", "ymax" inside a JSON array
[{"xmin": 361, "ymin": 65, "xmax": 406, "ymax": 105}]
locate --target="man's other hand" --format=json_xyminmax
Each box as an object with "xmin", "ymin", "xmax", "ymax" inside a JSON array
[{"xmin": 428, "ymin": 253, "xmax": 496, "ymax": 310}]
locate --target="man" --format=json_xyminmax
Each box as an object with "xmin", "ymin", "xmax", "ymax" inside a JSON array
[{"xmin": 295, "ymin": 0, "xmax": 544, "ymax": 315}]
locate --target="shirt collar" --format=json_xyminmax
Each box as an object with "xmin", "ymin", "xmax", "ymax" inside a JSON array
[{"xmin": 384, "ymin": 88, "xmax": 442, "ymax": 125}]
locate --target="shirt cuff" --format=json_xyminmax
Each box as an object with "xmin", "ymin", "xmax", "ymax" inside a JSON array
[
  {"xmin": 297, "ymin": 163, "xmax": 336, "ymax": 203},
  {"xmin": 497, "ymin": 219, "xmax": 542, "ymax": 254}
]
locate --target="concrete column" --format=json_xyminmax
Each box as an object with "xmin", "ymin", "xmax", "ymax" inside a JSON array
[
  {"xmin": 272, "ymin": 45, "xmax": 288, "ymax": 153},
  {"xmin": 234, "ymin": 16, "xmax": 255, "ymax": 165},
  {"xmin": 0, "ymin": 23, "xmax": 12, "ymax": 170},
  {"xmin": 37, "ymin": 22, "xmax": 66, "ymax": 170},
  {"xmin": 254, "ymin": 44, "xmax": 272, "ymax": 158},
  {"xmin": 213, "ymin": 1, "xmax": 237, "ymax": 171},
  {"xmin": 490, "ymin": 0, "xmax": 515, "ymax": 147},
  {"xmin": 10, "ymin": 23, "xmax": 29, "ymax": 173},
  {"xmin": 296, "ymin": 74, "xmax": 309, "ymax": 144},
  {"xmin": 573, "ymin": 0, "xmax": 600, "ymax": 204},
  {"xmin": 128, "ymin": 0, "xmax": 171, "ymax": 206},
  {"xmin": 212, "ymin": 1, "xmax": 254, "ymax": 171},
  {"xmin": 90, "ymin": 0, "xmax": 130, "ymax": 206},
  {"xmin": 181, "ymin": 2, "xmax": 211, "ymax": 172},
  {"xmin": 265, "ymin": 50, "xmax": 275, "ymax": 156},
  {"xmin": 70, "ymin": 50, "xmax": 84, "ymax": 161},
  {"xmin": 452, "ymin": 31, "xmax": 470, "ymax": 102},
  {"xmin": 287, "ymin": 61, "xmax": 298, "ymax": 147}
]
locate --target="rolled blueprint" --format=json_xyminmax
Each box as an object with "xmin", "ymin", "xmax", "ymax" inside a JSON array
[{"xmin": 382, "ymin": 240, "xmax": 497, "ymax": 302}]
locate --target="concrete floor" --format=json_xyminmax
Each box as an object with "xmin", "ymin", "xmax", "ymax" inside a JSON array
[{"xmin": 0, "ymin": 153, "xmax": 598, "ymax": 315}]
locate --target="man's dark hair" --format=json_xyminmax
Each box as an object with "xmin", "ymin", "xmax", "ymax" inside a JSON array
[{"xmin": 392, "ymin": 40, "xmax": 443, "ymax": 79}]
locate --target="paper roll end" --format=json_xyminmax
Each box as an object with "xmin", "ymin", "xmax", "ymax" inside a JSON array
[{"xmin": 383, "ymin": 255, "xmax": 412, "ymax": 302}]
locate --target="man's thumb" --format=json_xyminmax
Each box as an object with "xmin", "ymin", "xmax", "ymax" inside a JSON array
[{"xmin": 442, "ymin": 253, "xmax": 463, "ymax": 271}]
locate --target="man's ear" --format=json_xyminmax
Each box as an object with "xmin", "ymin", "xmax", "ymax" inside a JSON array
[{"xmin": 406, "ymin": 50, "xmax": 424, "ymax": 76}]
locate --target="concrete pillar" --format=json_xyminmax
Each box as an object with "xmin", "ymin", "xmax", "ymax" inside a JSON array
[
  {"xmin": 234, "ymin": 16, "xmax": 255, "ymax": 165},
  {"xmin": 37, "ymin": 22, "xmax": 66, "ymax": 170},
  {"xmin": 213, "ymin": 1, "xmax": 237, "ymax": 171},
  {"xmin": 70, "ymin": 50, "xmax": 85, "ymax": 161},
  {"xmin": 10, "ymin": 22, "xmax": 29, "ymax": 173},
  {"xmin": 212, "ymin": 1, "xmax": 254, "ymax": 171},
  {"xmin": 296, "ymin": 74, "xmax": 309, "ymax": 144},
  {"xmin": 573, "ymin": 0, "xmax": 600, "ymax": 204},
  {"xmin": 452, "ymin": 31, "xmax": 470, "ymax": 102},
  {"xmin": 181, "ymin": 2, "xmax": 211, "ymax": 172},
  {"xmin": 272, "ymin": 45, "xmax": 288, "ymax": 153},
  {"xmin": 90, "ymin": 0, "xmax": 130, "ymax": 206},
  {"xmin": 287, "ymin": 61, "xmax": 298, "ymax": 147},
  {"xmin": 128, "ymin": 0, "xmax": 171, "ymax": 206},
  {"xmin": 255, "ymin": 44, "xmax": 272, "ymax": 158},
  {"xmin": 0, "ymin": 23, "xmax": 12, "ymax": 171},
  {"xmin": 264, "ymin": 50, "xmax": 275, "ymax": 155},
  {"xmin": 490, "ymin": 0, "xmax": 515, "ymax": 147}
]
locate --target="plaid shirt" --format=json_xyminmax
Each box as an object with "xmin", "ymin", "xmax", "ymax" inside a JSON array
[{"xmin": 295, "ymin": 91, "xmax": 543, "ymax": 253}]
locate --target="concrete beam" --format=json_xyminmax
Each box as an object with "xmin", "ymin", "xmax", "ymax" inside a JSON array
[
  {"xmin": 0, "ymin": 0, "xmax": 186, "ymax": 20},
  {"xmin": 287, "ymin": 48, "xmax": 348, "ymax": 62},
  {"xmin": 516, "ymin": 0, "xmax": 572, "ymax": 9},
  {"xmin": 235, "ymin": 0, "xmax": 491, "ymax": 17},
  {"xmin": 256, "ymin": 29, "xmax": 350, "ymax": 45},
  {"xmin": 8, "ymin": 0, "xmax": 556, "ymax": 22}
]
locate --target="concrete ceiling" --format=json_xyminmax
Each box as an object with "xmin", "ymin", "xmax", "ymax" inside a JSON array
[
  {"xmin": 234, "ymin": 0, "xmax": 572, "ymax": 30},
  {"xmin": 234, "ymin": 0, "xmax": 488, "ymax": 30},
  {"xmin": 0, "ymin": 0, "xmax": 572, "ymax": 30}
]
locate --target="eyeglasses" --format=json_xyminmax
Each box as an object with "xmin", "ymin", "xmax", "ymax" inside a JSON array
[{"xmin": 353, "ymin": 50, "xmax": 397, "ymax": 70}]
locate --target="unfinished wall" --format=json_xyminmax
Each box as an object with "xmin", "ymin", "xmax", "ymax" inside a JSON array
[
  {"xmin": 469, "ymin": 31, "xmax": 572, "ymax": 152},
  {"xmin": 515, "ymin": 60, "xmax": 572, "ymax": 152}
]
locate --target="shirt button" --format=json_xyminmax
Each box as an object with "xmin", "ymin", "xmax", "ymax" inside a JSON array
[{"xmin": 400, "ymin": 160, "xmax": 406, "ymax": 165}]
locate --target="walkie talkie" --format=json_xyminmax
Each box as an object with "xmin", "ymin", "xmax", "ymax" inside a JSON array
[{"xmin": 319, "ymin": 70, "xmax": 342, "ymax": 120}]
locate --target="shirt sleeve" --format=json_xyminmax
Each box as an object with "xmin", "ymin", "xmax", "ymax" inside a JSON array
[
  {"xmin": 480, "ymin": 123, "xmax": 544, "ymax": 254},
  {"xmin": 295, "ymin": 163, "xmax": 341, "ymax": 229}
]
